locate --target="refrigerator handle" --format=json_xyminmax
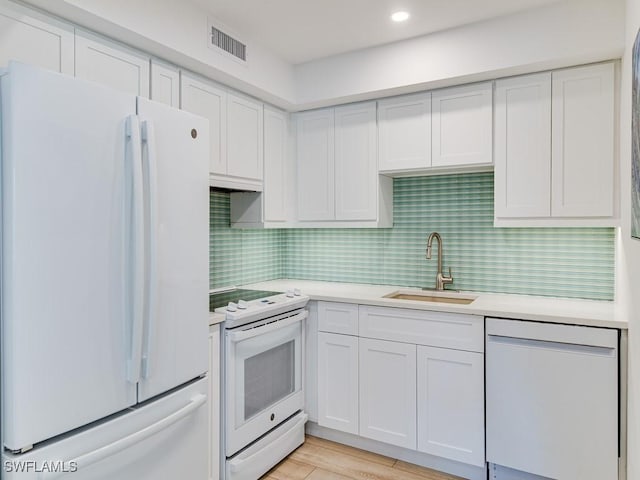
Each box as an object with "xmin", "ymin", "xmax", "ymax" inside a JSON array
[
  {"xmin": 38, "ymin": 394, "xmax": 207, "ymax": 480},
  {"xmin": 125, "ymin": 115, "xmax": 145, "ymax": 384},
  {"xmin": 140, "ymin": 120, "xmax": 158, "ymax": 380}
]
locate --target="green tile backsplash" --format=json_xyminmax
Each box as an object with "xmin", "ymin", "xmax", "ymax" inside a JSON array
[{"xmin": 210, "ymin": 172, "xmax": 615, "ymax": 300}]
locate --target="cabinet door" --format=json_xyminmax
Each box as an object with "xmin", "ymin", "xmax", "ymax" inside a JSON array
[
  {"xmin": 208, "ymin": 325, "xmax": 221, "ymax": 480},
  {"xmin": 263, "ymin": 107, "xmax": 289, "ymax": 222},
  {"xmin": 180, "ymin": 72, "xmax": 227, "ymax": 175},
  {"xmin": 378, "ymin": 92, "xmax": 431, "ymax": 171},
  {"xmin": 359, "ymin": 338, "xmax": 416, "ymax": 449},
  {"xmin": 417, "ymin": 346, "xmax": 484, "ymax": 467},
  {"xmin": 551, "ymin": 63, "xmax": 615, "ymax": 217},
  {"xmin": 494, "ymin": 73, "xmax": 552, "ymax": 219},
  {"xmin": 75, "ymin": 30, "xmax": 150, "ymax": 97},
  {"xmin": 227, "ymin": 92, "xmax": 263, "ymax": 181},
  {"xmin": 335, "ymin": 102, "xmax": 378, "ymax": 221},
  {"xmin": 151, "ymin": 60, "xmax": 180, "ymax": 108},
  {"xmin": 317, "ymin": 332, "xmax": 358, "ymax": 434},
  {"xmin": 304, "ymin": 302, "xmax": 319, "ymax": 423},
  {"xmin": 432, "ymin": 83, "xmax": 492, "ymax": 167},
  {"xmin": 296, "ymin": 109, "xmax": 335, "ymax": 221},
  {"xmin": 0, "ymin": 1, "xmax": 74, "ymax": 74}
]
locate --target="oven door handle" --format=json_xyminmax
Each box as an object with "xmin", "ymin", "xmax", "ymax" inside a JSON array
[{"xmin": 228, "ymin": 310, "xmax": 308, "ymax": 342}]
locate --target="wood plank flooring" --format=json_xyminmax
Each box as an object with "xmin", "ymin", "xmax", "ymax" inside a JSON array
[{"xmin": 262, "ymin": 436, "xmax": 465, "ymax": 480}]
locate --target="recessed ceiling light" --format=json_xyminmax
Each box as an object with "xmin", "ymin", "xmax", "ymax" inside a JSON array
[{"xmin": 391, "ymin": 11, "xmax": 410, "ymax": 22}]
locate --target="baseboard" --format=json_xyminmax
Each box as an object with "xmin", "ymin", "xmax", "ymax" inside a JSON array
[{"xmin": 305, "ymin": 422, "xmax": 486, "ymax": 480}]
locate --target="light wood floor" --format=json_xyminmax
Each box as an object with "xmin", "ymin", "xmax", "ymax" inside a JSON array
[{"xmin": 262, "ymin": 435, "xmax": 465, "ymax": 480}]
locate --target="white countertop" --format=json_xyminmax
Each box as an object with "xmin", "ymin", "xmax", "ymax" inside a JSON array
[{"xmin": 236, "ymin": 279, "xmax": 628, "ymax": 329}]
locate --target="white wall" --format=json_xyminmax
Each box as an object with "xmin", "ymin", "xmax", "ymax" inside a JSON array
[
  {"xmin": 22, "ymin": 0, "xmax": 297, "ymax": 108},
  {"xmin": 22, "ymin": 0, "xmax": 625, "ymax": 111},
  {"xmin": 620, "ymin": 0, "xmax": 640, "ymax": 476},
  {"xmin": 294, "ymin": 0, "xmax": 625, "ymax": 109}
]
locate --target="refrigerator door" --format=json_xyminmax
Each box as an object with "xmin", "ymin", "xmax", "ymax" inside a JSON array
[
  {"xmin": 1, "ymin": 62, "xmax": 139, "ymax": 451},
  {"xmin": 2, "ymin": 378, "xmax": 209, "ymax": 480},
  {"xmin": 136, "ymin": 98, "xmax": 209, "ymax": 402}
]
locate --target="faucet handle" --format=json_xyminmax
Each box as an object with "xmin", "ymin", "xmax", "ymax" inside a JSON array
[{"xmin": 443, "ymin": 267, "xmax": 453, "ymax": 284}]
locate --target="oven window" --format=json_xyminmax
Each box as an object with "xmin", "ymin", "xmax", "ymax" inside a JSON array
[{"xmin": 244, "ymin": 340, "xmax": 295, "ymax": 420}]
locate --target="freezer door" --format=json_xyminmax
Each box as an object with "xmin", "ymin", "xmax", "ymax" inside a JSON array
[
  {"xmin": 1, "ymin": 62, "xmax": 138, "ymax": 451},
  {"xmin": 136, "ymin": 98, "xmax": 209, "ymax": 402},
  {"xmin": 2, "ymin": 378, "xmax": 209, "ymax": 480}
]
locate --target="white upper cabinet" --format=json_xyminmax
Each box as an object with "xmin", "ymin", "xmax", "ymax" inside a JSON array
[
  {"xmin": 378, "ymin": 92, "xmax": 431, "ymax": 172},
  {"xmin": 0, "ymin": 1, "xmax": 74, "ymax": 74},
  {"xmin": 230, "ymin": 106, "xmax": 294, "ymax": 228},
  {"xmin": 334, "ymin": 102, "xmax": 378, "ymax": 221},
  {"xmin": 495, "ymin": 73, "xmax": 552, "ymax": 219},
  {"xmin": 494, "ymin": 62, "xmax": 616, "ymax": 226},
  {"xmin": 296, "ymin": 108, "xmax": 335, "ymax": 221},
  {"xmin": 150, "ymin": 60, "xmax": 180, "ymax": 108},
  {"xmin": 551, "ymin": 63, "xmax": 615, "ymax": 218},
  {"xmin": 432, "ymin": 82, "xmax": 493, "ymax": 168},
  {"xmin": 75, "ymin": 30, "xmax": 150, "ymax": 97},
  {"xmin": 226, "ymin": 92, "xmax": 263, "ymax": 182},
  {"xmin": 295, "ymin": 103, "xmax": 392, "ymax": 227},
  {"xmin": 263, "ymin": 106, "xmax": 290, "ymax": 223},
  {"xmin": 180, "ymin": 72, "xmax": 227, "ymax": 177}
]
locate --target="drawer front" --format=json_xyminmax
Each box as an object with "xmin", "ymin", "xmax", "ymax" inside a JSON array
[
  {"xmin": 359, "ymin": 305, "xmax": 484, "ymax": 352},
  {"xmin": 318, "ymin": 301, "xmax": 359, "ymax": 335}
]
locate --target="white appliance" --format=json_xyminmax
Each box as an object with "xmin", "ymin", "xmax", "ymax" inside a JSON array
[
  {"xmin": 214, "ymin": 290, "xmax": 309, "ymax": 480},
  {"xmin": 1, "ymin": 62, "xmax": 210, "ymax": 479},
  {"xmin": 486, "ymin": 318, "xmax": 619, "ymax": 480}
]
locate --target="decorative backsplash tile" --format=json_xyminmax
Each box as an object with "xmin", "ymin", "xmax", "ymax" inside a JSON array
[{"xmin": 210, "ymin": 172, "xmax": 615, "ymax": 300}]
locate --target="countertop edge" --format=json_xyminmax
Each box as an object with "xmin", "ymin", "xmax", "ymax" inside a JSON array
[{"xmin": 238, "ymin": 279, "xmax": 628, "ymax": 330}]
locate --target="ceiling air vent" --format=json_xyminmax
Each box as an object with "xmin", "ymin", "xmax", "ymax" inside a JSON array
[{"xmin": 209, "ymin": 24, "xmax": 247, "ymax": 62}]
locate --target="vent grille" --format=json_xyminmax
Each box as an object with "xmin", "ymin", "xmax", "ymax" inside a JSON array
[{"xmin": 210, "ymin": 26, "xmax": 246, "ymax": 61}]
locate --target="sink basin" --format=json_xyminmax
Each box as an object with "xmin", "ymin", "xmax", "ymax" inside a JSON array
[{"xmin": 384, "ymin": 290, "xmax": 477, "ymax": 305}]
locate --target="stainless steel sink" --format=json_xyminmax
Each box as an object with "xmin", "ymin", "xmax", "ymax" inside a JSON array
[{"xmin": 384, "ymin": 289, "xmax": 477, "ymax": 305}]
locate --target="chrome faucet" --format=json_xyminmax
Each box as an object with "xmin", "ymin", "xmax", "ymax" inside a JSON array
[{"xmin": 426, "ymin": 232, "xmax": 453, "ymax": 291}]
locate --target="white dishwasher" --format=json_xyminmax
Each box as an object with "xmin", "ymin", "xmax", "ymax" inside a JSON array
[{"xmin": 486, "ymin": 318, "xmax": 619, "ymax": 480}]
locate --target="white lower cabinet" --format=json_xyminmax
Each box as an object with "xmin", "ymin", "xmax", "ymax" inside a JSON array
[
  {"xmin": 305, "ymin": 301, "xmax": 319, "ymax": 423},
  {"xmin": 417, "ymin": 346, "xmax": 485, "ymax": 467},
  {"xmin": 317, "ymin": 331, "xmax": 359, "ymax": 435},
  {"xmin": 359, "ymin": 338, "xmax": 416, "ymax": 449},
  {"xmin": 208, "ymin": 324, "xmax": 220, "ymax": 480},
  {"xmin": 315, "ymin": 301, "xmax": 485, "ymax": 470}
]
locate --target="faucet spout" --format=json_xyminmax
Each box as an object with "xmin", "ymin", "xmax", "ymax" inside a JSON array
[{"xmin": 426, "ymin": 232, "xmax": 453, "ymax": 291}]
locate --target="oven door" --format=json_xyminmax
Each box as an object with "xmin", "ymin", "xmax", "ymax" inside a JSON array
[{"xmin": 225, "ymin": 309, "xmax": 307, "ymax": 456}]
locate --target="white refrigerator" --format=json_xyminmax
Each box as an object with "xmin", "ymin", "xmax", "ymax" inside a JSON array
[{"xmin": 0, "ymin": 62, "xmax": 210, "ymax": 479}]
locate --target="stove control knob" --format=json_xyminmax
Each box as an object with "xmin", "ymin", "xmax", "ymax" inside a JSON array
[
  {"xmin": 227, "ymin": 302, "xmax": 238, "ymax": 312},
  {"xmin": 294, "ymin": 288, "xmax": 302, "ymax": 296},
  {"xmin": 286, "ymin": 289, "xmax": 295, "ymax": 298},
  {"xmin": 237, "ymin": 300, "xmax": 249, "ymax": 310}
]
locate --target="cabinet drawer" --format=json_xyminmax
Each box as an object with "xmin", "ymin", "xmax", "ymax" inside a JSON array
[
  {"xmin": 318, "ymin": 302, "xmax": 359, "ymax": 335},
  {"xmin": 359, "ymin": 306, "xmax": 483, "ymax": 352}
]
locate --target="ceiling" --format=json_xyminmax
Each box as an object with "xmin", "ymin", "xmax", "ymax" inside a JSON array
[{"xmin": 192, "ymin": 0, "xmax": 562, "ymax": 65}]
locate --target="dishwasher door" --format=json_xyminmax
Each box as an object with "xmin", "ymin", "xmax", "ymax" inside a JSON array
[{"xmin": 486, "ymin": 318, "xmax": 618, "ymax": 480}]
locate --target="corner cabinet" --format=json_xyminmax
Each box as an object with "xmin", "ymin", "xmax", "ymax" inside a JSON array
[
  {"xmin": 295, "ymin": 103, "xmax": 392, "ymax": 227},
  {"xmin": 315, "ymin": 302, "xmax": 485, "ymax": 471},
  {"xmin": 494, "ymin": 62, "xmax": 617, "ymax": 227},
  {"xmin": 230, "ymin": 106, "xmax": 295, "ymax": 228}
]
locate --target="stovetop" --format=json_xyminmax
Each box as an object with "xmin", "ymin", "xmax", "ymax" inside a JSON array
[
  {"xmin": 209, "ymin": 289, "xmax": 280, "ymax": 312},
  {"xmin": 210, "ymin": 288, "xmax": 309, "ymax": 328}
]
